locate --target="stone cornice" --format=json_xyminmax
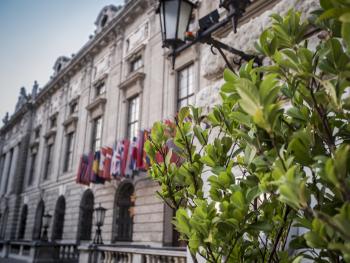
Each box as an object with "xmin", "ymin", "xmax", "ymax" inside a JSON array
[
  {"xmin": 86, "ymin": 97, "xmax": 107, "ymax": 112},
  {"xmin": 119, "ymin": 72, "xmax": 145, "ymax": 90},
  {"xmin": 33, "ymin": 0, "xmax": 150, "ymax": 107},
  {"xmin": 44, "ymin": 129, "xmax": 57, "ymax": 139},
  {"xmin": 62, "ymin": 116, "xmax": 78, "ymax": 127}
]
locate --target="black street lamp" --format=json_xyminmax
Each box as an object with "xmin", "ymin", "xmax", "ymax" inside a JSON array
[
  {"xmin": 93, "ymin": 203, "xmax": 107, "ymax": 245},
  {"xmin": 158, "ymin": 0, "xmax": 196, "ymax": 48},
  {"xmin": 41, "ymin": 213, "xmax": 52, "ymax": 242},
  {"xmin": 157, "ymin": 0, "xmax": 260, "ymax": 70}
]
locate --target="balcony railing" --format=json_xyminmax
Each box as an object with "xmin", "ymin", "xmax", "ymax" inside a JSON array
[
  {"xmin": 0, "ymin": 240, "xmax": 79, "ymax": 263},
  {"xmin": 79, "ymin": 244, "xmax": 187, "ymax": 263}
]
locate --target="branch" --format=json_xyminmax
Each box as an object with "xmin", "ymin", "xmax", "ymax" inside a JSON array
[{"xmin": 268, "ymin": 205, "xmax": 291, "ymax": 262}]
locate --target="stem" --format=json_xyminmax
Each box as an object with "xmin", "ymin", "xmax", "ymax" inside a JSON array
[
  {"xmin": 175, "ymin": 118, "xmax": 200, "ymax": 194},
  {"xmin": 268, "ymin": 205, "xmax": 291, "ymax": 262},
  {"xmin": 310, "ymin": 78, "xmax": 335, "ymax": 154}
]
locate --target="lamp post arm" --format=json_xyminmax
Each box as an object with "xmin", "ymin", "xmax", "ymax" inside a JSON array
[
  {"xmin": 207, "ymin": 38, "xmax": 262, "ymax": 66},
  {"xmin": 170, "ymin": 10, "xmax": 261, "ymax": 69}
]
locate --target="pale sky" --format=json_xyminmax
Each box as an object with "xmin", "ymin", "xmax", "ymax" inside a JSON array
[{"xmin": 0, "ymin": 0, "xmax": 124, "ymax": 118}]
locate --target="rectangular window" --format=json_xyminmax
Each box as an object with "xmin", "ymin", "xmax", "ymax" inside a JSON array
[
  {"xmin": 127, "ymin": 96, "xmax": 140, "ymax": 139},
  {"xmin": 177, "ymin": 64, "xmax": 195, "ymax": 110},
  {"xmin": 50, "ymin": 116, "xmax": 57, "ymax": 128},
  {"xmin": 44, "ymin": 144, "xmax": 53, "ymax": 180},
  {"xmin": 130, "ymin": 57, "xmax": 143, "ymax": 73},
  {"xmin": 95, "ymin": 82, "xmax": 106, "ymax": 97},
  {"xmin": 63, "ymin": 132, "xmax": 74, "ymax": 172},
  {"xmin": 4, "ymin": 149, "xmax": 13, "ymax": 190},
  {"xmin": 91, "ymin": 117, "xmax": 103, "ymax": 152},
  {"xmin": 28, "ymin": 153, "xmax": 37, "ymax": 186},
  {"xmin": 35, "ymin": 128, "xmax": 40, "ymax": 139},
  {"xmin": 70, "ymin": 102, "xmax": 78, "ymax": 115},
  {"xmin": 0, "ymin": 154, "xmax": 6, "ymax": 189}
]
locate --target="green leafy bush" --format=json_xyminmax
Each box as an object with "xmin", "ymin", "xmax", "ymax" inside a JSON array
[{"xmin": 146, "ymin": 1, "xmax": 350, "ymax": 262}]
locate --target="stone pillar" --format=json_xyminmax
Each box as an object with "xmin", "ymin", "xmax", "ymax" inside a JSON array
[
  {"xmin": 6, "ymin": 145, "xmax": 19, "ymax": 195},
  {"xmin": 0, "ymin": 152, "xmax": 11, "ymax": 195}
]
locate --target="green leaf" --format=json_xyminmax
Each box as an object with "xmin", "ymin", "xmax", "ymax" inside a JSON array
[
  {"xmin": 248, "ymin": 221, "xmax": 273, "ymax": 232},
  {"xmin": 342, "ymin": 22, "xmax": 350, "ymax": 52},
  {"xmin": 178, "ymin": 107, "xmax": 190, "ymax": 123},
  {"xmin": 224, "ymin": 68, "xmax": 238, "ymax": 82}
]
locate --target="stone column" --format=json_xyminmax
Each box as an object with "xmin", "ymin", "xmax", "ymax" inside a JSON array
[
  {"xmin": 0, "ymin": 152, "xmax": 11, "ymax": 195},
  {"xmin": 6, "ymin": 145, "xmax": 19, "ymax": 195}
]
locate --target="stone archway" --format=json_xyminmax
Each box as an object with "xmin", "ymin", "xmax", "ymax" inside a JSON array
[
  {"xmin": 77, "ymin": 189, "xmax": 94, "ymax": 241},
  {"xmin": 32, "ymin": 200, "xmax": 45, "ymax": 240},
  {"xmin": 17, "ymin": 204, "xmax": 28, "ymax": 240},
  {"xmin": 112, "ymin": 182, "xmax": 134, "ymax": 242},
  {"xmin": 51, "ymin": 196, "xmax": 66, "ymax": 240}
]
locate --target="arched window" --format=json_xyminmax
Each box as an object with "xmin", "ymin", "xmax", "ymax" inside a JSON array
[
  {"xmin": 51, "ymin": 196, "xmax": 66, "ymax": 241},
  {"xmin": 18, "ymin": 205, "xmax": 28, "ymax": 240},
  {"xmin": 112, "ymin": 182, "xmax": 134, "ymax": 242},
  {"xmin": 0, "ymin": 208, "xmax": 9, "ymax": 239},
  {"xmin": 77, "ymin": 189, "xmax": 94, "ymax": 241},
  {"xmin": 32, "ymin": 200, "xmax": 45, "ymax": 240},
  {"xmin": 101, "ymin": 15, "xmax": 108, "ymax": 27}
]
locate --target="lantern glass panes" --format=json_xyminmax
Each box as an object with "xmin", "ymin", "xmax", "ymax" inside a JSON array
[
  {"xmin": 159, "ymin": 0, "xmax": 195, "ymax": 47},
  {"xmin": 43, "ymin": 213, "xmax": 52, "ymax": 228},
  {"xmin": 94, "ymin": 204, "xmax": 107, "ymax": 227}
]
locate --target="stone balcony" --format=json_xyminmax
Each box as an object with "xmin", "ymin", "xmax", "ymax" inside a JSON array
[{"xmin": 79, "ymin": 244, "xmax": 187, "ymax": 263}]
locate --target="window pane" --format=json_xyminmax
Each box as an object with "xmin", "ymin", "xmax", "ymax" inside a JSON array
[
  {"xmin": 64, "ymin": 133, "xmax": 74, "ymax": 172},
  {"xmin": 127, "ymin": 96, "xmax": 140, "ymax": 138},
  {"xmin": 177, "ymin": 64, "xmax": 195, "ymax": 110},
  {"xmin": 91, "ymin": 117, "xmax": 103, "ymax": 151}
]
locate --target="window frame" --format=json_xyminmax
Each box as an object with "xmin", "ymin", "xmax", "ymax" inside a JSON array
[
  {"xmin": 50, "ymin": 116, "xmax": 57, "ymax": 128},
  {"xmin": 91, "ymin": 117, "xmax": 103, "ymax": 152},
  {"xmin": 95, "ymin": 82, "xmax": 106, "ymax": 98},
  {"xmin": 177, "ymin": 63, "xmax": 195, "ymax": 110},
  {"xmin": 63, "ymin": 132, "xmax": 75, "ymax": 172},
  {"xmin": 28, "ymin": 152, "xmax": 37, "ymax": 186},
  {"xmin": 127, "ymin": 96, "xmax": 140, "ymax": 139},
  {"xmin": 129, "ymin": 56, "xmax": 143, "ymax": 73},
  {"xmin": 43, "ymin": 143, "xmax": 54, "ymax": 180}
]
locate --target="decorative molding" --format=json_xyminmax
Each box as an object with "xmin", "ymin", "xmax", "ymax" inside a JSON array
[
  {"xmin": 63, "ymin": 116, "xmax": 78, "ymax": 128},
  {"xmin": 44, "ymin": 129, "xmax": 57, "ymax": 145},
  {"xmin": 92, "ymin": 73, "xmax": 108, "ymax": 87},
  {"xmin": 86, "ymin": 97, "xmax": 107, "ymax": 120},
  {"xmin": 119, "ymin": 72, "xmax": 145, "ymax": 91},
  {"xmin": 124, "ymin": 44, "xmax": 146, "ymax": 62}
]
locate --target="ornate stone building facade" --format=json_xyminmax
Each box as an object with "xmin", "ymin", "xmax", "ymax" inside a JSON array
[{"xmin": 0, "ymin": 0, "xmax": 318, "ymax": 262}]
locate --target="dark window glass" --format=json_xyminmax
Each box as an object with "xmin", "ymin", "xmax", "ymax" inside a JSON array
[
  {"xmin": 112, "ymin": 183, "xmax": 134, "ymax": 242},
  {"xmin": 50, "ymin": 116, "xmax": 57, "ymax": 128},
  {"xmin": 35, "ymin": 129, "xmax": 40, "ymax": 139},
  {"xmin": 91, "ymin": 117, "xmax": 103, "ymax": 152},
  {"xmin": 32, "ymin": 200, "xmax": 44, "ymax": 240},
  {"xmin": 28, "ymin": 153, "xmax": 36, "ymax": 186},
  {"xmin": 4, "ymin": 149, "xmax": 14, "ymax": 191},
  {"xmin": 130, "ymin": 57, "xmax": 143, "ymax": 73},
  {"xmin": 77, "ymin": 190, "xmax": 94, "ymax": 241},
  {"xmin": 177, "ymin": 64, "xmax": 195, "ymax": 110},
  {"xmin": 101, "ymin": 15, "xmax": 108, "ymax": 27},
  {"xmin": 18, "ymin": 205, "xmax": 28, "ymax": 240},
  {"xmin": 0, "ymin": 155, "xmax": 6, "ymax": 189},
  {"xmin": 44, "ymin": 144, "xmax": 53, "ymax": 180},
  {"xmin": 63, "ymin": 132, "xmax": 74, "ymax": 172},
  {"xmin": 0, "ymin": 208, "xmax": 8, "ymax": 239},
  {"xmin": 95, "ymin": 82, "xmax": 105, "ymax": 97},
  {"xmin": 70, "ymin": 102, "xmax": 78, "ymax": 114},
  {"xmin": 127, "ymin": 96, "xmax": 140, "ymax": 139},
  {"xmin": 52, "ymin": 196, "xmax": 66, "ymax": 241}
]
